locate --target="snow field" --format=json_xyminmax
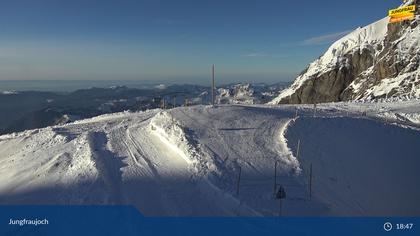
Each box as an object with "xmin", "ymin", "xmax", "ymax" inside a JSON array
[{"xmin": 0, "ymin": 102, "xmax": 419, "ymax": 216}]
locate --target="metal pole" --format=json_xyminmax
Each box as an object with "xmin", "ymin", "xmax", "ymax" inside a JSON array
[
  {"xmin": 309, "ymin": 163, "xmax": 313, "ymax": 200},
  {"xmin": 212, "ymin": 64, "xmax": 215, "ymax": 106},
  {"xmin": 236, "ymin": 166, "xmax": 241, "ymax": 195},
  {"xmin": 279, "ymin": 199, "xmax": 282, "ymax": 217},
  {"xmin": 274, "ymin": 161, "xmax": 278, "ymax": 195},
  {"xmin": 296, "ymin": 139, "xmax": 301, "ymax": 160}
]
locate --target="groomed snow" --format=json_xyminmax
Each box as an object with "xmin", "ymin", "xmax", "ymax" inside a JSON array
[{"xmin": 0, "ymin": 102, "xmax": 419, "ymax": 216}]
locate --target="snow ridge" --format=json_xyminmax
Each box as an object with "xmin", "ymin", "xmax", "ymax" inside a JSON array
[
  {"xmin": 270, "ymin": 1, "xmax": 420, "ymax": 104},
  {"xmin": 269, "ymin": 17, "xmax": 389, "ymax": 104},
  {"xmin": 149, "ymin": 111, "xmax": 216, "ymax": 176}
]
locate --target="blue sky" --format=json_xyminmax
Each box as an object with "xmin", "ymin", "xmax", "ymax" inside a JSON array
[{"xmin": 0, "ymin": 0, "xmax": 398, "ymax": 84}]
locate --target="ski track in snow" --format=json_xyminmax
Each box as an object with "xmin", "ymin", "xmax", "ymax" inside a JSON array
[{"xmin": 0, "ymin": 102, "xmax": 419, "ymax": 216}]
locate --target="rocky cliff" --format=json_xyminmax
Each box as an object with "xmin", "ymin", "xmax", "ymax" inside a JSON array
[{"xmin": 270, "ymin": 0, "xmax": 420, "ymax": 104}]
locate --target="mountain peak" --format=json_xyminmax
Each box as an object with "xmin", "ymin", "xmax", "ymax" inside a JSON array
[{"xmin": 270, "ymin": 4, "xmax": 420, "ymax": 104}]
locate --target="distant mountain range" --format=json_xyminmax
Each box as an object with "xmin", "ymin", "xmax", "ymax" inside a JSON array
[{"xmin": 0, "ymin": 82, "xmax": 289, "ymax": 135}]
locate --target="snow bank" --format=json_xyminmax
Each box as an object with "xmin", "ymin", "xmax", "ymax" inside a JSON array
[
  {"xmin": 149, "ymin": 111, "xmax": 196, "ymax": 164},
  {"xmin": 278, "ymin": 118, "xmax": 301, "ymax": 173},
  {"xmin": 149, "ymin": 111, "xmax": 216, "ymax": 173},
  {"xmin": 379, "ymin": 112, "xmax": 420, "ymax": 126}
]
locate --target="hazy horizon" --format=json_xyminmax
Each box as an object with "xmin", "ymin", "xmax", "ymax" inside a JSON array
[
  {"xmin": 0, "ymin": 79, "xmax": 292, "ymax": 92},
  {"xmin": 0, "ymin": 0, "xmax": 395, "ymax": 84}
]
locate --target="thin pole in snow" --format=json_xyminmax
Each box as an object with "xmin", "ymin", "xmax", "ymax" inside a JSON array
[
  {"xmin": 274, "ymin": 161, "xmax": 278, "ymax": 196},
  {"xmin": 161, "ymin": 98, "xmax": 165, "ymax": 109},
  {"xmin": 309, "ymin": 163, "xmax": 313, "ymax": 200},
  {"xmin": 296, "ymin": 139, "xmax": 301, "ymax": 160},
  {"xmin": 236, "ymin": 166, "xmax": 242, "ymax": 195},
  {"xmin": 173, "ymin": 97, "xmax": 176, "ymax": 108},
  {"xmin": 212, "ymin": 64, "xmax": 215, "ymax": 106},
  {"xmin": 279, "ymin": 198, "xmax": 282, "ymax": 217}
]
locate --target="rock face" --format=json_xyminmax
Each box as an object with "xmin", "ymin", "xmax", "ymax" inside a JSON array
[{"xmin": 270, "ymin": 0, "xmax": 420, "ymax": 104}]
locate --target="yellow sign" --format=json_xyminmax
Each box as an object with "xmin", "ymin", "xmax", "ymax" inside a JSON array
[
  {"xmin": 389, "ymin": 12, "xmax": 415, "ymax": 23},
  {"xmin": 389, "ymin": 5, "xmax": 416, "ymax": 17}
]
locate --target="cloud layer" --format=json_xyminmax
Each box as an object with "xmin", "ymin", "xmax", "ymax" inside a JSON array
[{"xmin": 301, "ymin": 30, "xmax": 353, "ymax": 45}]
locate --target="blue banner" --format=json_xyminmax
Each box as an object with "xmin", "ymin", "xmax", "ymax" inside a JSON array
[{"xmin": 0, "ymin": 206, "xmax": 418, "ymax": 236}]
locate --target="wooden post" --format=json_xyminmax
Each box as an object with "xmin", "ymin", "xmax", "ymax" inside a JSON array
[
  {"xmin": 296, "ymin": 139, "xmax": 301, "ymax": 160},
  {"xmin": 173, "ymin": 97, "xmax": 176, "ymax": 108},
  {"xmin": 309, "ymin": 163, "xmax": 313, "ymax": 200},
  {"xmin": 236, "ymin": 166, "xmax": 241, "ymax": 195}
]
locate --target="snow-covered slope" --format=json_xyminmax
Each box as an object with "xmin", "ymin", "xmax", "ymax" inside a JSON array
[
  {"xmin": 1, "ymin": 102, "xmax": 420, "ymax": 216},
  {"xmin": 217, "ymin": 84, "xmax": 257, "ymax": 105},
  {"xmin": 270, "ymin": 0, "xmax": 420, "ymax": 104},
  {"xmin": 216, "ymin": 83, "xmax": 285, "ymax": 105}
]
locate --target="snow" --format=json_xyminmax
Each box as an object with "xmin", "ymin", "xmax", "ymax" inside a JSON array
[
  {"xmin": 155, "ymin": 84, "xmax": 166, "ymax": 90},
  {"xmin": 149, "ymin": 111, "xmax": 197, "ymax": 164},
  {"xmin": 1, "ymin": 90, "xmax": 19, "ymax": 95},
  {"xmin": 269, "ymin": 17, "xmax": 389, "ymax": 104},
  {"xmin": 216, "ymin": 83, "xmax": 278, "ymax": 105},
  {"xmin": 286, "ymin": 116, "xmax": 420, "ymax": 215},
  {"xmin": 270, "ymin": 1, "xmax": 420, "ymax": 103},
  {"xmin": 305, "ymin": 99, "xmax": 420, "ymax": 127},
  {"xmin": 369, "ymin": 70, "xmax": 420, "ymax": 98},
  {"xmin": 403, "ymin": 0, "xmax": 416, "ymax": 7},
  {"xmin": 0, "ymin": 101, "xmax": 419, "ymax": 216}
]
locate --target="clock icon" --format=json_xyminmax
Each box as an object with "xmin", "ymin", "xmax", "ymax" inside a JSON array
[{"xmin": 384, "ymin": 222, "xmax": 393, "ymax": 232}]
